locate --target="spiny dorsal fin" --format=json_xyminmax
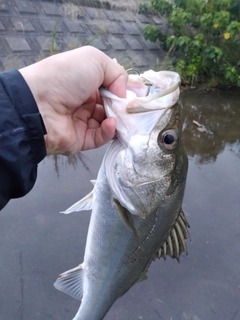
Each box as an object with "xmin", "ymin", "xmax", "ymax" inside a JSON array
[
  {"xmin": 155, "ymin": 210, "xmax": 190, "ymax": 261},
  {"xmin": 54, "ymin": 264, "xmax": 84, "ymax": 301},
  {"xmin": 136, "ymin": 271, "xmax": 148, "ymax": 283}
]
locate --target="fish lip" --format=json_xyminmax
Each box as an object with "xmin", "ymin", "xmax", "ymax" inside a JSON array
[
  {"xmin": 127, "ymin": 71, "xmax": 181, "ymax": 109},
  {"xmin": 100, "ymin": 70, "xmax": 181, "ymax": 116}
]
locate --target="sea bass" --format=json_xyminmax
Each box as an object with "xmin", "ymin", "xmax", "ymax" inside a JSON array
[{"xmin": 54, "ymin": 70, "xmax": 190, "ymax": 320}]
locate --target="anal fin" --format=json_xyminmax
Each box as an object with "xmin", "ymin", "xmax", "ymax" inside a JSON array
[
  {"xmin": 54, "ymin": 264, "xmax": 84, "ymax": 301},
  {"xmin": 155, "ymin": 209, "xmax": 190, "ymax": 261}
]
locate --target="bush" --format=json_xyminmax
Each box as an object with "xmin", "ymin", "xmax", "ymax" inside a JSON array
[{"xmin": 143, "ymin": 0, "xmax": 240, "ymax": 87}]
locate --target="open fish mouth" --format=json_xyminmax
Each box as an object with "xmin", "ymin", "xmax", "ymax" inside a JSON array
[
  {"xmin": 100, "ymin": 69, "xmax": 181, "ymax": 147},
  {"xmin": 100, "ymin": 69, "xmax": 181, "ymax": 114}
]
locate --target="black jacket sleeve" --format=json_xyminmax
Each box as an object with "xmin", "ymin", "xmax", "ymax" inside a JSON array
[{"xmin": 0, "ymin": 69, "xmax": 47, "ymax": 210}]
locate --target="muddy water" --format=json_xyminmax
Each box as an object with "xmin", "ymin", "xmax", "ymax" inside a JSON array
[{"xmin": 0, "ymin": 91, "xmax": 239, "ymax": 320}]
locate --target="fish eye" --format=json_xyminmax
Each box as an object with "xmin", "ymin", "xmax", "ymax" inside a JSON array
[{"xmin": 158, "ymin": 129, "xmax": 179, "ymax": 150}]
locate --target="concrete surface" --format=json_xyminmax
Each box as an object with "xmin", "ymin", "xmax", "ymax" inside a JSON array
[{"xmin": 0, "ymin": 0, "xmax": 167, "ymax": 70}]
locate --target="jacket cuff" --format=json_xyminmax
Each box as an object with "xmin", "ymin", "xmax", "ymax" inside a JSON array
[{"xmin": 1, "ymin": 69, "xmax": 47, "ymax": 164}]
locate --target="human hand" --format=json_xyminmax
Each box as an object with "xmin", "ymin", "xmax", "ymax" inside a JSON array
[{"xmin": 19, "ymin": 46, "xmax": 128, "ymax": 156}]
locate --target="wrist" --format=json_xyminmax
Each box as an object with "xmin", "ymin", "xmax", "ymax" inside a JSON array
[{"xmin": 3, "ymin": 68, "xmax": 47, "ymax": 162}]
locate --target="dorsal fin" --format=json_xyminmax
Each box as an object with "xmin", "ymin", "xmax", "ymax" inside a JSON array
[
  {"xmin": 54, "ymin": 264, "xmax": 84, "ymax": 301},
  {"xmin": 136, "ymin": 271, "xmax": 148, "ymax": 283},
  {"xmin": 155, "ymin": 210, "xmax": 190, "ymax": 261}
]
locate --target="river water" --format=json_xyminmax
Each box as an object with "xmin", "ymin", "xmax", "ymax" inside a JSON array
[{"xmin": 0, "ymin": 90, "xmax": 239, "ymax": 320}]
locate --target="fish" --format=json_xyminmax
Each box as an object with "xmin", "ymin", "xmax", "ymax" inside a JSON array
[{"xmin": 54, "ymin": 69, "xmax": 190, "ymax": 320}]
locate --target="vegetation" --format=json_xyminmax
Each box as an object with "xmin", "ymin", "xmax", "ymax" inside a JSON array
[{"xmin": 143, "ymin": 0, "xmax": 240, "ymax": 87}]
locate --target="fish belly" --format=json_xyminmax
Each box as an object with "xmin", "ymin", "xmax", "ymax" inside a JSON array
[{"xmin": 73, "ymin": 162, "xmax": 184, "ymax": 320}]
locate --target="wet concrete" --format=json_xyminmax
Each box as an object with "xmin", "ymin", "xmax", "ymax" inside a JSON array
[{"xmin": 0, "ymin": 91, "xmax": 240, "ymax": 320}]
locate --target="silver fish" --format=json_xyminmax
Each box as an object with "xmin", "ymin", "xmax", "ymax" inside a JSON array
[{"xmin": 54, "ymin": 70, "xmax": 189, "ymax": 320}]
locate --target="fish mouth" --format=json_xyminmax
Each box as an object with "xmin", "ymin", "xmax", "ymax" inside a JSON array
[
  {"xmin": 100, "ymin": 70, "xmax": 181, "ymax": 115},
  {"xmin": 100, "ymin": 70, "xmax": 181, "ymax": 145},
  {"xmin": 125, "ymin": 70, "xmax": 181, "ymax": 113}
]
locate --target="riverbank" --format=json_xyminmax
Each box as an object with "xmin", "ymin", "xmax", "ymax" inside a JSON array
[{"xmin": 0, "ymin": 0, "xmax": 165, "ymax": 71}]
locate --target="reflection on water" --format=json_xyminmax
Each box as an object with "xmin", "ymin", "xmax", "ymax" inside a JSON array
[
  {"xmin": 181, "ymin": 90, "xmax": 240, "ymax": 164},
  {"xmin": 50, "ymin": 153, "xmax": 91, "ymax": 176}
]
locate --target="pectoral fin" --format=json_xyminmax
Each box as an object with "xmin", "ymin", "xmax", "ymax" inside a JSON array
[
  {"xmin": 155, "ymin": 210, "xmax": 190, "ymax": 261},
  {"xmin": 113, "ymin": 198, "xmax": 140, "ymax": 245},
  {"xmin": 54, "ymin": 264, "xmax": 84, "ymax": 301}
]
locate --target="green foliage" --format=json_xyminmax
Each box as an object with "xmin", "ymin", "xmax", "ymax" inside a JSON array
[
  {"xmin": 144, "ymin": 25, "xmax": 167, "ymax": 46},
  {"xmin": 143, "ymin": 0, "xmax": 240, "ymax": 87},
  {"xmin": 139, "ymin": 3, "xmax": 150, "ymax": 14},
  {"xmin": 139, "ymin": 3, "xmax": 153, "ymax": 14},
  {"xmin": 50, "ymin": 25, "xmax": 58, "ymax": 55},
  {"xmin": 150, "ymin": 0, "xmax": 173, "ymax": 15}
]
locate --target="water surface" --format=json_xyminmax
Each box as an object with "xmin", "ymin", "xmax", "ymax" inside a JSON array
[{"xmin": 0, "ymin": 90, "xmax": 239, "ymax": 320}]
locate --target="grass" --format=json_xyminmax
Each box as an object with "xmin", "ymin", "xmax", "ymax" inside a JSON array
[{"xmin": 60, "ymin": 0, "xmax": 149, "ymax": 12}]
